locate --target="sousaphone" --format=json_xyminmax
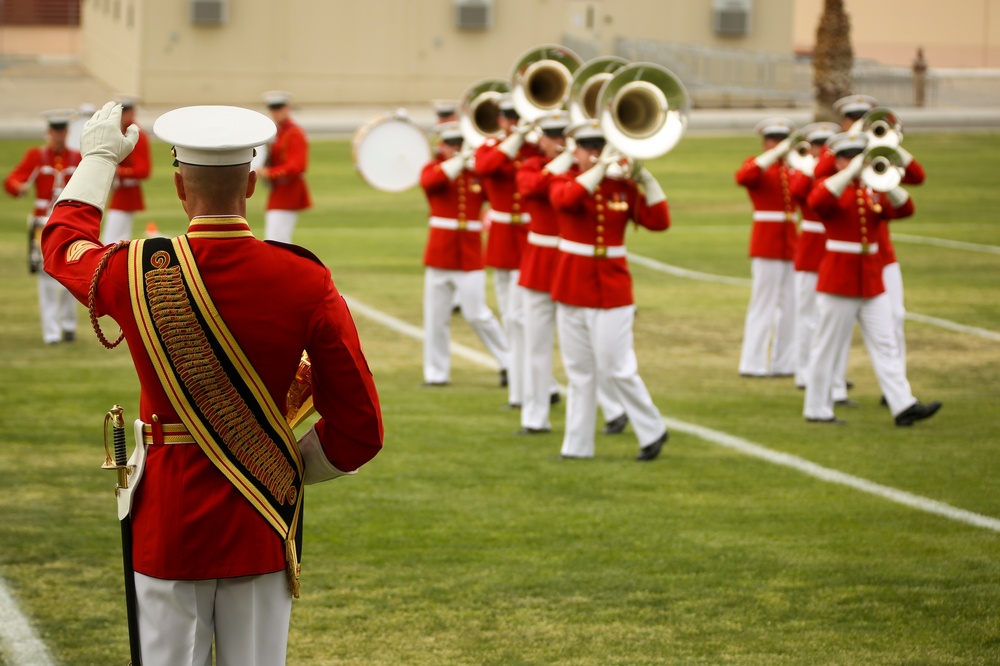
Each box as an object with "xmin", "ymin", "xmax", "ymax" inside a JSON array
[
  {"xmin": 458, "ymin": 78, "xmax": 510, "ymax": 148},
  {"xmin": 509, "ymin": 44, "xmax": 583, "ymax": 122},
  {"xmin": 597, "ymin": 62, "xmax": 689, "ymax": 161}
]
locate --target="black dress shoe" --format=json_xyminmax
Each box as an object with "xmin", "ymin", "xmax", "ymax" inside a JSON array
[
  {"xmin": 602, "ymin": 414, "xmax": 629, "ymax": 435},
  {"xmin": 894, "ymin": 401, "xmax": 942, "ymax": 426},
  {"xmin": 636, "ymin": 431, "xmax": 668, "ymax": 461},
  {"xmin": 879, "ymin": 395, "xmax": 889, "ymax": 408},
  {"xmin": 506, "ymin": 402, "xmax": 521, "ymax": 410},
  {"xmin": 61, "ymin": 330, "xmax": 75, "ymax": 342},
  {"xmin": 515, "ymin": 427, "xmax": 551, "ymax": 435},
  {"xmin": 550, "ymin": 392, "xmax": 561, "ymax": 405},
  {"xmin": 806, "ymin": 416, "xmax": 846, "ymax": 425},
  {"xmin": 421, "ymin": 380, "xmax": 450, "ymax": 387},
  {"xmin": 834, "ymin": 399, "xmax": 859, "ymax": 408},
  {"xmin": 499, "ymin": 369, "xmax": 508, "ymax": 387}
]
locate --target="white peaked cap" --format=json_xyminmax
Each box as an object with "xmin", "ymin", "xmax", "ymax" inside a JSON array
[
  {"xmin": 434, "ymin": 121, "xmax": 462, "ymax": 141},
  {"xmin": 537, "ymin": 111, "xmax": 570, "ymax": 132},
  {"xmin": 801, "ymin": 121, "xmax": 839, "ymax": 143},
  {"xmin": 154, "ymin": 105, "xmax": 277, "ymax": 166},
  {"xmin": 41, "ymin": 109, "xmax": 76, "ymax": 127},
  {"xmin": 565, "ymin": 118, "xmax": 604, "ymax": 141},
  {"xmin": 262, "ymin": 90, "xmax": 293, "ymax": 107},
  {"xmin": 826, "ymin": 131, "xmax": 869, "ymax": 155},
  {"xmin": 833, "ymin": 94, "xmax": 878, "ymax": 116},
  {"xmin": 754, "ymin": 117, "xmax": 795, "ymax": 137}
]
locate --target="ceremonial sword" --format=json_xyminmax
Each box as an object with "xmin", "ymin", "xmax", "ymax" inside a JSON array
[{"xmin": 103, "ymin": 405, "xmax": 142, "ymax": 666}]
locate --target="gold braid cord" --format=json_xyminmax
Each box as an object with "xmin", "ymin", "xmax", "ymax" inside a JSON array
[{"xmin": 89, "ymin": 240, "xmax": 131, "ymax": 349}]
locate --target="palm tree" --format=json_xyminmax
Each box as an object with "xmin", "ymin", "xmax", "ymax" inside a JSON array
[{"xmin": 812, "ymin": 0, "xmax": 853, "ymax": 122}]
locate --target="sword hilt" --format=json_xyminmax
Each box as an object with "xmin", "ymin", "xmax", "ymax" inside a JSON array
[{"xmin": 103, "ymin": 404, "xmax": 130, "ymax": 491}]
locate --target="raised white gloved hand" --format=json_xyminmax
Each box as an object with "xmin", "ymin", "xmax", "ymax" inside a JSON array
[
  {"xmin": 894, "ymin": 145, "xmax": 914, "ymax": 168},
  {"xmin": 57, "ymin": 101, "xmax": 140, "ymax": 212},
  {"xmin": 823, "ymin": 152, "xmax": 866, "ymax": 197},
  {"xmin": 544, "ymin": 148, "xmax": 575, "ymax": 175},
  {"xmin": 439, "ymin": 152, "xmax": 468, "ymax": 181},
  {"xmin": 498, "ymin": 123, "xmax": 530, "ymax": 159},
  {"xmin": 575, "ymin": 159, "xmax": 608, "ymax": 194},
  {"xmin": 885, "ymin": 186, "xmax": 910, "ymax": 208},
  {"xmin": 635, "ymin": 167, "xmax": 667, "ymax": 206},
  {"xmin": 753, "ymin": 137, "xmax": 793, "ymax": 170}
]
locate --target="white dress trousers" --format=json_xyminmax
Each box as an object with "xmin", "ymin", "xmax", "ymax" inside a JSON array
[
  {"xmin": 37, "ymin": 270, "xmax": 77, "ymax": 343},
  {"xmin": 556, "ymin": 303, "xmax": 664, "ymax": 458},
  {"xmin": 494, "ymin": 268, "xmax": 524, "ymax": 405},
  {"xmin": 804, "ymin": 292, "xmax": 916, "ymax": 420},
  {"xmin": 264, "ymin": 210, "xmax": 299, "ymax": 244},
  {"xmin": 794, "ymin": 270, "xmax": 847, "ymax": 401},
  {"xmin": 100, "ymin": 209, "xmax": 135, "ymax": 244},
  {"xmin": 134, "ymin": 570, "xmax": 291, "ymax": 666},
  {"xmin": 882, "ymin": 261, "xmax": 907, "ymax": 373},
  {"xmin": 739, "ymin": 257, "xmax": 796, "ymax": 376},
  {"xmin": 423, "ymin": 267, "xmax": 509, "ymax": 384}
]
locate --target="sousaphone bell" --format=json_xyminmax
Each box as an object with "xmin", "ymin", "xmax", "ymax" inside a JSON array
[
  {"xmin": 861, "ymin": 107, "xmax": 903, "ymax": 149},
  {"xmin": 458, "ymin": 78, "xmax": 510, "ymax": 148},
  {"xmin": 598, "ymin": 62, "xmax": 690, "ymax": 161},
  {"xmin": 509, "ymin": 44, "xmax": 583, "ymax": 122},
  {"xmin": 568, "ymin": 56, "xmax": 630, "ymax": 124}
]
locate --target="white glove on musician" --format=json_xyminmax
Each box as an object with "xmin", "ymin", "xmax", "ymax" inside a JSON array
[
  {"xmin": 885, "ymin": 186, "xmax": 910, "ymax": 208},
  {"xmin": 297, "ymin": 425, "xmax": 356, "ymax": 485},
  {"xmin": 544, "ymin": 149, "xmax": 574, "ymax": 176},
  {"xmin": 439, "ymin": 152, "xmax": 469, "ymax": 181},
  {"xmin": 753, "ymin": 137, "xmax": 793, "ymax": 170},
  {"xmin": 823, "ymin": 153, "xmax": 866, "ymax": 197},
  {"xmin": 635, "ymin": 167, "xmax": 667, "ymax": 206},
  {"xmin": 57, "ymin": 101, "xmax": 139, "ymax": 212}
]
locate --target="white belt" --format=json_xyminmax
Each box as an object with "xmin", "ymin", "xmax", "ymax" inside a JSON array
[
  {"xmin": 429, "ymin": 216, "xmax": 483, "ymax": 231},
  {"xmin": 528, "ymin": 232, "xmax": 560, "ymax": 248},
  {"xmin": 34, "ymin": 199, "xmax": 49, "ymax": 209},
  {"xmin": 489, "ymin": 210, "xmax": 531, "ymax": 224},
  {"xmin": 120, "ymin": 178, "xmax": 141, "ymax": 187},
  {"xmin": 558, "ymin": 238, "xmax": 626, "ymax": 258},
  {"xmin": 826, "ymin": 240, "xmax": 879, "ymax": 255},
  {"xmin": 800, "ymin": 220, "xmax": 826, "ymax": 234},
  {"xmin": 753, "ymin": 210, "xmax": 796, "ymax": 222}
]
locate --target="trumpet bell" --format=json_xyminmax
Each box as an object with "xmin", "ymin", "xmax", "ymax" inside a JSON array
[
  {"xmin": 568, "ymin": 56, "xmax": 630, "ymax": 124},
  {"xmin": 598, "ymin": 62, "xmax": 689, "ymax": 160},
  {"xmin": 862, "ymin": 107, "xmax": 903, "ymax": 148},
  {"xmin": 510, "ymin": 44, "xmax": 583, "ymax": 122},
  {"xmin": 786, "ymin": 140, "xmax": 816, "ymax": 174},
  {"xmin": 458, "ymin": 78, "xmax": 510, "ymax": 149},
  {"xmin": 862, "ymin": 145, "xmax": 904, "ymax": 192}
]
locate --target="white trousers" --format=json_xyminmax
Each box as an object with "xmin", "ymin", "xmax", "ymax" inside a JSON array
[
  {"xmin": 739, "ymin": 258, "xmax": 796, "ymax": 376},
  {"xmin": 423, "ymin": 267, "xmax": 509, "ymax": 383},
  {"xmin": 134, "ymin": 571, "xmax": 292, "ymax": 666},
  {"xmin": 101, "ymin": 209, "xmax": 134, "ymax": 244},
  {"xmin": 883, "ymin": 261, "xmax": 906, "ymax": 374},
  {"xmin": 494, "ymin": 268, "xmax": 524, "ymax": 404},
  {"xmin": 38, "ymin": 271, "xmax": 77, "ymax": 343},
  {"xmin": 556, "ymin": 304, "xmax": 664, "ymax": 458},
  {"xmin": 794, "ymin": 270, "xmax": 847, "ymax": 401},
  {"xmin": 264, "ymin": 210, "xmax": 299, "ymax": 244},
  {"xmin": 804, "ymin": 292, "xmax": 916, "ymax": 420}
]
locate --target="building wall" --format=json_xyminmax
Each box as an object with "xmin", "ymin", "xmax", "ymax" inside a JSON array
[{"xmin": 793, "ymin": 0, "xmax": 1000, "ymax": 68}]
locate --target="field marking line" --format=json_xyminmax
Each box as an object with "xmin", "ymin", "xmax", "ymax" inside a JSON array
[
  {"xmin": 0, "ymin": 577, "xmax": 55, "ymax": 666},
  {"xmin": 345, "ymin": 295, "xmax": 1000, "ymax": 534},
  {"xmin": 626, "ymin": 251, "xmax": 1000, "ymax": 341},
  {"xmin": 891, "ymin": 233, "xmax": 1000, "ymax": 255}
]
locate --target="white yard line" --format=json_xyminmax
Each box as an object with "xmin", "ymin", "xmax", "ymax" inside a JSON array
[
  {"xmin": 0, "ymin": 578, "xmax": 55, "ymax": 666},
  {"xmin": 891, "ymin": 233, "xmax": 1000, "ymax": 255},
  {"xmin": 346, "ymin": 295, "xmax": 1000, "ymax": 534}
]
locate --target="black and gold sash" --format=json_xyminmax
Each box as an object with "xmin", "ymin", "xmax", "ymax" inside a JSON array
[{"xmin": 128, "ymin": 234, "xmax": 305, "ymax": 597}]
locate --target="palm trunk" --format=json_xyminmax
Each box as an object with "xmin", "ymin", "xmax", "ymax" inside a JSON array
[{"xmin": 812, "ymin": 0, "xmax": 853, "ymax": 122}]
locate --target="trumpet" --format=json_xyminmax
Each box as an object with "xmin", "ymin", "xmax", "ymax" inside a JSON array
[
  {"xmin": 597, "ymin": 62, "xmax": 689, "ymax": 161},
  {"xmin": 785, "ymin": 134, "xmax": 816, "ymax": 173},
  {"xmin": 861, "ymin": 145, "xmax": 904, "ymax": 192},
  {"xmin": 861, "ymin": 107, "xmax": 903, "ymax": 148},
  {"xmin": 510, "ymin": 44, "xmax": 582, "ymax": 122},
  {"xmin": 568, "ymin": 55, "xmax": 630, "ymax": 124},
  {"xmin": 458, "ymin": 78, "xmax": 510, "ymax": 149}
]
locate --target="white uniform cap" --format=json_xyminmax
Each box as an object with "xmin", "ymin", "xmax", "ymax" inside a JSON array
[
  {"xmin": 833, "ymin": 94, "xmax": 878, "ymax": 117},
  {"xmin": 41, "ymin": 109, "xmax": 76, "ymax": 129},
  {"xmin": 498, "ymin": 93, "xmax": 515, "ymax": 112},
  {"xmin": 432, "ymin": 99, "xmax": 458, "ymax": 118},
  {"xmin": 115, "ymin": 93, "xmax": 141, "ymax": 110},
  {"xmin": 754, "ymin": 117, "xmax": 795, "ymax": 137},
  {"xmin": 434, "ymin": 121, "xmax": 462, "ymax": 141},
  {"xmin": 801, "ymin": 121, "xmax": 839, "ymax": 144},
  {"xmin": 826, "ymin": 131, "xmax": 868, "ymax": 155},
  {"xmin": 153, "ymin": 105, "xmax": 277, "ymax": 166},
  {"xmin": 537, "ymin": 111, "xmax": 570, "ymax": 133},
  {"xmin": 262, "ymin": 90, "xmax": 293, "ymax": 108},
  {"xmin": 565, "ymin": 118, "xmax": 604, "ymax": 141},
  {"xmin": 77, "ymin": 103, "xmax": 98, "ymax": 116}
]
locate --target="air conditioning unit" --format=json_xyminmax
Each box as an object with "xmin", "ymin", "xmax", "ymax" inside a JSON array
[
  {"xmin": 454, "ymin": 0, "xmax": 493, "ymax": 30},
  {"xmin": 191, "ymin": 0, "xmax": 228, "ymax": 25},
  {"xmin": 713, "ymin": 0, "xmax": 752, "ymax": 36}
]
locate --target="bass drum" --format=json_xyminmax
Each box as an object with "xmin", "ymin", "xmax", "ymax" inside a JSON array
[{"xmin": 352, "ymin": 113, "xmax": 431, "ymax": 192}]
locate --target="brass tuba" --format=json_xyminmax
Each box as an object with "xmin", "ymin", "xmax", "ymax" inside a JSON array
[
  {"xmin": 861, "ymin": 145, "xmax": 904, "ymax": 192},
  {"xmin": 458, "ymin": 78, "xmax": 510, "ymax": 148},
  {"xmin": 861, "ymin": 107, "xmax": 903, "ymax": 148},
  {"xmin": 568, "ymin": 55, "xmax": 631, "ymax": 124},
  {"xmin": 509, "ymin": 44, "xmax": 583, "ymax": 122},
  {"xmin": 597, "ymin": 62, "xmax": 689, "ymax": 161}
]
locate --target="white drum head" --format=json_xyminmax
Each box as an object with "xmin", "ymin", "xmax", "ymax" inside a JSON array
[{"xmin": 352, "ymin": 114, "xmax": 430, "ymax": 192}]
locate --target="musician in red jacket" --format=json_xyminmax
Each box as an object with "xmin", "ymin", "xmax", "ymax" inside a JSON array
[
  {"xmin": 803, "ymin": 131, "xmax": 940, "ymax": 426},
  {"xmin": 4, "ymin": 110, "xmax": 81, "ymax": 343},
  {"xmin": 475, "ymin": 94, "xmax": 541, "ymax": 406},
  {"xmin": 256, "ymin": 91, "xmax": 312, "ymax": 243},
  {"xmin": 735, "ymin": 118, "xmax": 799, "ymax": 378},
  {"xmin": 549, "ymin": 119, "xmax": 670, "ymax": 461},
  {"xmin": 42, "ymin": 103, "xmax": 383, "ymax": 663},
  {"xmin": 420, "ymin": 121, "xmax": 509, "ymax": 386},
  {"xmin": 101, "ymin": 95, "xmax": 151, "ymax": 244}
]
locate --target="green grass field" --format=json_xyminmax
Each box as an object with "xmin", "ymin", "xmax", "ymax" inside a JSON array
[{"xmin": 1, "ymin": 131, "xmax": 998, "ymax": 665}]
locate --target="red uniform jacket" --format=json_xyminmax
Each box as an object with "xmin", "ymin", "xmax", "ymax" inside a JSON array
[
  {"xmin": 475, "ymin": 137, "xmax": 540, "ymax": 270},
  {"xmin": 42, "ymin": 204, "xmax": 383, "ymax": 580},
  {"xmin": 789, "ymin": 170, "xmax": 826, "ymax": 273},
  {"xmin": 420, "ymin": 158, "xmax": 487, "ymax": 271},
  {"xmin": 267, "ymin": 119, "xmax": 312, "ymax": 211},
  {"xmin": 549, "ymin": 169, "xmax": 670, "ymax": 309},
  {"xmin": 515, "ymin": 155, "xmax": 561, "ymax": 293},
  {"xmin": 109, "ymin": 128, "xmax": 151, "ymax": 212},
  {"xmin": 4, "ymin": 145, "xmax": 81, "ymax": 216},
  {"xmin": 808, "ymin": 178, "xmax": 915, "ymax": 298},
  {"xmin": 735, "ymin": 157, "xmax": 798, "ymax": 260}
]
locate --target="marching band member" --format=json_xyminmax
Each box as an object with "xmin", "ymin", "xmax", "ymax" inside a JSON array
[
  {"xmin": 813, "ymin": 94, "xmax": 880, "ymax": 179},
  {"xmin": 4, "ymin": 109, "xmax": 81, "ymax": 344},
  {"xmin": 419, "ymin": 122, "xmax": 510, "ymax": 386},
  {"xmin": 735, "ymin": 118, "xmax": 799, "ymax": 378},
  {"xmin": 803, "ymin": 131, "xmax": 941, "ymax": 426},
  {"xmin": 42, "ymin": 102, "xmax": 383, "ymax": 663},
  {"xmin": 549, "ymin": 119, "xmax": 670, "ymax": 460},
  {"xmin": 475, "ymin": 94, "xmax": 541, "ymax": 405},
  {"xmin": 101, "ymin": 94, "xmax": 151, "ymax": 244},
  {"xmin": 257, "ymin": 91, "xmax": 312, "ymax": 243}
]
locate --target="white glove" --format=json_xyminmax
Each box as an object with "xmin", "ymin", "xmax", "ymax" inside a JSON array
[
  {"xmin": 635, "ymin": 168, "xmax": 667, "ymax": 206},
  {"xmin": 57, "ymin": 101, "xmax": 140, "ymax": 212},
  {"xmin": 575, "ymin": 161, "xmax": 608, "ymax": 194},
  {"xmin": 753, "ymin": 137, "xmax": 793, "ymax": 170},
  {"xmin": 498, "ymin": 124, "xmax": 530, "ymax": 159},
  {"xmin": 544, "ymin": 149, "xmax": 575, "ymax": 175},
  {"xmin": 885, "ymin": 186, "xmax": 910, "ymax": 208},
  {"xmin": 823, "ymin": 153, "xmax": 865, "ymax": 197},
  {"xmin": 297, "ymin": 425, "xmax": 356, "ymax": 485},
  {"xmin": 894, "ymin": 145, "xmax": 914, "ymax": 168},
  {"xmin": 439, "ymin": 153, "xmax": 467, "ymax": 181}
]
